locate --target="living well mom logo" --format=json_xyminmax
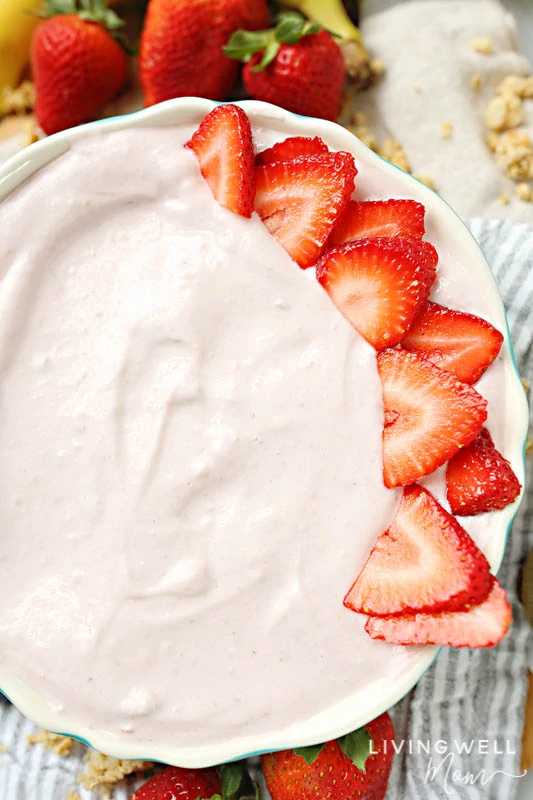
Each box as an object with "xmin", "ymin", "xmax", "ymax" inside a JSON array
[{"xmin": 369, "ymin": 738, "xmax": 527, "ymax": 796}]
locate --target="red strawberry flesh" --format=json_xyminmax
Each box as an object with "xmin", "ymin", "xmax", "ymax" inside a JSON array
[
  {"xmin": 344, "ymin": 485, "xmax": 492, "ymax": 617},
  {"xmin": 378, "ymin": 348, "xmax": 488, "ymax": 487},
  {"xmin": 254, "ymin": 152, "xmax": 357, "ymax": 268},
  {"xmin": 446, "ymin": 427, "xmax": 522, "ymax": 515},
  {"xmin": 255, "ymin": 136, "xmax": 329, "ymax": 166},
  {"xmin": 330, "ymin": 199, "xmax": 425, "ymax": 245},
  {"xmin": 185, "ymin": 104, "xmax": 255, "ymax": 218},
  {"xmin": 316, "ymin": 237, "xmax": 437, "ymax": 350},
  {"xmin": 365, "ymin": 576, "xmax": 511, "ymax": 648},
  {"xmin": 401, "ymin": 301, "xmax": 504, "ymax": 384}
]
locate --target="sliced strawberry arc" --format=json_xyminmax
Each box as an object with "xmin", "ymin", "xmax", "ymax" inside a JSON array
[
  {"xmin": 401, "ymin": 301, "xmax": 504, "ymax": 384},
  {"xmin": 255, "ymin": 136, "xmax": 329, "ymax": 166},
  {"xmin": 365, "ymin": 577, "xmax": 511, "ymax": 648},
  {"xmin": 446, "ymin": 427, "xmax": 522, "ymax": 515},
  {"xmin": 185, "ymin": 104, "xmax": 255, "ymax": 218},
  {"xmin": 344, "ymin": 485, "xmax": 492, "ymax": 617},
  {"xmin": 378, "ymin": 348, "xmax": 488, "ymax": 487},
  {"xmin": 330, "ymin": 199, "xmax": 425, "ymax": 245},
  {"xmin": 316, "ymin": 237, "xmax": 437, "ymax": 350},
  {"xmin": 254, "ymin": 152, "xmax": 357, "ymax": 269}
]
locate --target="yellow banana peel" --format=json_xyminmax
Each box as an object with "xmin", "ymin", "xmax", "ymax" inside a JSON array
[
  {"xmin": 282, "ymin": 0, "xmax": 364, "ymax": 47},
  {"xmin": 0, "ymin": 0, "xmax": 43, "ymax": 112}
]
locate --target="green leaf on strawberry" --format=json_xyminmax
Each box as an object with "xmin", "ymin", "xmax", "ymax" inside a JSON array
[
  {"xmin": 219, "ymin": 762, "xmax": 245, "ymax": 798},
  {"xmin": 337, "ymin": 728, "xmax": 374, "ymax": 773},
  {"xmin": 224, "ymin": 11, "xmax": 321, "ymax": 71},
  {"xmin": 293, "ymin": 743, "xmax": 325, "ymax": 764}
]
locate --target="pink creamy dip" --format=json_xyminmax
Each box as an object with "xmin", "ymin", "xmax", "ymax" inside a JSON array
[{"xmin": 0, "ymin": 124, "xmax": 511, "ymax": 749}]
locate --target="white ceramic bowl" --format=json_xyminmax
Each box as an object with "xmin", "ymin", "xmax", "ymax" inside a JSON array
[{"xmin": 0, "ymin": 98, "xmax": 529, "ymax": 767}]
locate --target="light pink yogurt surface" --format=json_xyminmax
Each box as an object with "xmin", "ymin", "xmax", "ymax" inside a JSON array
[{"xmin": 0, "ymin": 124, "xmax": 514, "ymax": 748}]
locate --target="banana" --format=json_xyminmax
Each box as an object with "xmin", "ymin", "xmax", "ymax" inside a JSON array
[
  {"xmin": 281, "ymin": 0, "xmax": 374, "ymax": 85},
  {"xmin": 0, "ymin": 0, "xmax": 43, "ymax": 110},
  {"xmin": 282, "ymin": 0, "xmax": 364, "ymax": 46}
]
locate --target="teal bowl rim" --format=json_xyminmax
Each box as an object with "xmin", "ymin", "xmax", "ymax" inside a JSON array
[{"xmin": 0, "ymin": 97, "xmax": 529, "ymax": 768}]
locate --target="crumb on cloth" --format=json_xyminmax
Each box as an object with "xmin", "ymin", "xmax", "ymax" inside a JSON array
[
  {"xmin": 27, "ymin": 731, "xmax": 74, "ymax": 756},
  {"xmin": 1, "ymin": 81, "xmax": 36, "ymax": 115},
  {"xmin": 471, "ymin": 74, "xmax": 482, "ymax": 91},
  {"xmin": 499, "ymin": 194, "xmax": 510, "ymax": 205},
  {"xmin": 516, "ymin": 183, "xmax": 533, "ymax": 202},
  {"xmin": 77, "ymin": 751, "xmax": 152, "ymax": 793},
  {"xmin": 378, "ymin": 139, "xmax": 410, "ymax": 172},
  {"xmin": 470, "ymin": 36, "xmax": 493, "ymax": 55},
  {"xmin": 67, "ymin": 792, "xmax": 80, "ymax": 800},
  {"xmin": 413, "ymin": 174, "xmax": 437, "ymax": 190},
  {"xmin": 485, "ymin": 93, "xmax": 524, "ymax": 133},
  {"xmin": 0, "ymin": 743, "xmax": 7, "ymax": 753}
]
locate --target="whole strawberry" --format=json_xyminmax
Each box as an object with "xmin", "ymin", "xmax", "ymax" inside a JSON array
[
  {"xmin": 130, "ymin": 762, "xmax": 255, "ymax": 800},
  {"xmin": 131, "ymin": 765, "xmax": 221, "ymax": 800},
  {"xmin": 140, "ymin": 0, "xmax": 270, "ymax": 106},
  {"xmin": 31, "ymin": 0, "xmax": 128, "ymax": 135},
  {"xmin": 262, "ymin": 713, "xmax": 395, "ymax": 800},
  {"xmin": 225, "ymin": 12, "xmax": 346, "ymax": 121}
]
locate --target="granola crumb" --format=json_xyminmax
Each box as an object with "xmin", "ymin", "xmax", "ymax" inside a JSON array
[
  {"xmin": 1, "ymin": 81, "xmax": 36, "ymax": 115},
  {"xmin": 27, "ymin": 731, "xmax": 74, "ymax": 757},
  {"xmin": 77, "ymin": 751, "xmax": 151, "ymax": 792},
  {"xmin": 499, "ymin": 194, "xmax": 510, "ymax": 205},
  {"xmin": 470, "ymin": 36, "xmax": 493, "ymax": 55},
  {"xmin": 516, "ymin": 183, "xmax": 533, "ymax": 202},
  {"xmin": 370, "ymin": 58, "xmax": 386, "ymax": 77},
  {"xmin": 350, "ymin": 110, "xmax": 368, "ymax": 127},
  {"xmin": 413, "ymin": 84, "xmax": 422, "ymax": 94},
  {"xmin": 350, "ymin": 124, "xmax": 377, "ymax": 151},
  {"xmin": 497, "ymin": 74, "xmax": 533, "ymax": 99},
  {"xmin": 526, "ymin": 436, "xmax": 533, "ymax": 456},
  {"xmin": 414, "ymin": 174, "xmax": 437, "ymax": 190},
  {"xmin": 485, "ymin": 93, "xmax": 524, "ymax": 132},
  {"xmin": 379, "ymin": 139, "xmax": 410, "ymax": 172},
  {"xmin": 0, "ymin": 743, "xmax": 7, "ymax": 753},
  {"xmin": 522, "ymin": 377, "xmax": 530, "ymax": 391},
  {"xmin": 471, "ymin": 73, "xmax": 482, "ymax": 91},
  {"xmin": 487, "ymin": 129, "xmax": 533, "ymax": 180},
  {"xmin": 441, "ymin": 121, "xmax": 453, "ymax": 139},
  {"xmin": 67, "ymin": 792, "xmax": 81, "ymax": 800}
]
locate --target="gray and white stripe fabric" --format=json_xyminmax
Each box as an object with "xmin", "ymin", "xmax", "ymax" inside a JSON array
[
  {"xmin": 0, "ymin": 219, "xmax": 532, "ymax": 800},
  {"xmin": 385, "ymin": 219, "xmax": 533, "ymax": 800}
]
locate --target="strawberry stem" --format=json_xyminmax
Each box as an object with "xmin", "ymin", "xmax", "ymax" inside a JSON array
[{"xmin": 224, "ymin": 11, "xmax": 321, "ymax": 72}]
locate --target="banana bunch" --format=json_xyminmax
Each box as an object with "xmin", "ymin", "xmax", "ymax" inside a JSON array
[
  {"xmin": 281, "ymin": 0, "xmax": 373, "ymax": 87},
  {"xmin": 0, "ymin": 0, "xmax": 43, "ymax": 112}
]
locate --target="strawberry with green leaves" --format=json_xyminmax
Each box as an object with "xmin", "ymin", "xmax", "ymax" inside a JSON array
[
  {"xmin": 225, "ymin": 12, "xmax": 346, "ymax": 121},
  {"xmin": 130, "ymin": 762, "xmax": 257, "ymax": 800},
  {"xmin": 31, "ymin": 0, "xmax": 129, "ymax": 135},
  {"xmin": 262, "ymin": 713, "xmax": 395, "ymax": 800}
]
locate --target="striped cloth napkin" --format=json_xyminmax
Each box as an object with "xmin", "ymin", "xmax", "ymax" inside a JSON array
[
  {"xmin": 384, "ymin": 218, "xmax": 533, "ymax": 800},
  {"xmin": 0, "ymin": 218, "xmax": 532, "ymax": 799}
]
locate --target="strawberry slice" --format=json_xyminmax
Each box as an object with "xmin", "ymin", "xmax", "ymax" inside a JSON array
[
  {"xmin": 254, "ymin": 152, "xmax": 357, "ymax": 268},
  {"xmin": 365, "ymin": 576, "xmax": 511, "ymax": 648},
  {"xmin": 315, "ymin": 237, "xmax": 437, "ymax": 350},
  {"xmin": 378, "ymin": 348, "xmax": 488, "ymax": 487},
  {"xmin": 344, "ymin": 485, "xmax": 492, "ymax": 617},
  {"xmin": 330, "ymin": 199, "xmax": 425, "ymax": 245},
  {"xmin": 401, "ymin": 301, "xmax": 504, "ymax": 384},
  {"xmin": 446, "ymin": 427, "xmax": 522, "ymax": 515},
  {"xmin": 255, "ymin": 136, "xmax": 329, "ymax": 166},
  {"xmin": 185, "ymin": 104, "xmax": 255, "ymax": 218}
]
